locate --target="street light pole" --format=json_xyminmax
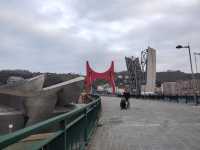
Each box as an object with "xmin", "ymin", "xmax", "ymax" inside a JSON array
[
  {"xmin": 194, "ymin": 52, "xmax": 200, "ymax": 73},
  {"xmin": 176, "ymin": 44, "xmax": 197, "ymax": 105},
  {"xmin": 194, "ymin": 53, "xmax": 198, "ymax": 73},
  {"xmin": 188, "ymin": 45, "xmax": 194, "ymax": 74}
]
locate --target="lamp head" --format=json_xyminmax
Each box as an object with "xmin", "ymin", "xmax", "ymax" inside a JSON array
[
  {"xmin": 176, "ymin": 45, "xmax": 183, "ymax": 49},
  {"xmin": 194, "ymin": 52, "xmax": 200, "ymax": 55}
]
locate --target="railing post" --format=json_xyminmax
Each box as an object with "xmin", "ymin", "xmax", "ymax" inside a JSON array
[
  {"xmin": 60, "ymin": 119, "xmax": 67, "ymax": 150},
  {"xmin": 84, "ymin": 107, "xmax": 88, "ymax": 146}
]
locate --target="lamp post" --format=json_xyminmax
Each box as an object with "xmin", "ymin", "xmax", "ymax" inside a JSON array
[
  {"xmin": 194, "ymin": 52, "xmax": 200, "ymax": 73},
  {"xmin": 176, "ymin": 44, "xmax": 198, "ymax": 105}
]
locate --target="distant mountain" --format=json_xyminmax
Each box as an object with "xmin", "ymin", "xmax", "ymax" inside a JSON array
[
  {"xmin": 116, "ymin": 70, "xmax": 200, "ymax": 86},
  {"xmin": 0, "ymin": 70, "xmax": 80, "ymax": 87},
  {"xmin": 156, "ymin": 71, "xmax": 200, "ymax": 86},
  {"xmin": 0, "ymin": 69, "xmax": 199, "ymax": 88}
]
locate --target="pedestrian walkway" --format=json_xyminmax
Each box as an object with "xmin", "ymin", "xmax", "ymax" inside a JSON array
[{"xmin": 88, "ymin": 96, "xmax": 200, "ymax": 150}]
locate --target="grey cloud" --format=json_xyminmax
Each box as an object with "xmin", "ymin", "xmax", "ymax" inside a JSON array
[{"xmin": 0, "ymin": 0, "xmax": 200, "ymax": 74}]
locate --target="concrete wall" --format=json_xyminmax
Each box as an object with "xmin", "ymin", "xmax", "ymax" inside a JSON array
[
  {"xmin": 0, "ymin": 94, "xmax": 25, "ymax": 110},
  {"xmin": 161, "ymin": 82, "xmax": 176, "ymax": 96},
  {"xmin": 161, "ymin": 79, "xmax": 200, "ymax": 96},
  {"xmin": 176, "ymin": 79, "xmax": 200, "ymax": 96}
]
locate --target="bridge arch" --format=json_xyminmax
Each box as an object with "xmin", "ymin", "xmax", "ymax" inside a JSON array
[{"xmin": 84, "ymin": 61, "xmax": 115, "ymax": 94}]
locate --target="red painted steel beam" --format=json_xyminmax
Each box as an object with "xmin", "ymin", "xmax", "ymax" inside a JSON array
[{"xmin": 85, "ymin": 61, "xmax": 115, "ymax": 94}]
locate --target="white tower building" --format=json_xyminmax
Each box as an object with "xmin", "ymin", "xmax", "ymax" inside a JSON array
[{"xmin": 144, "ymin": 47, "xmax": 156, "ymax": 94}]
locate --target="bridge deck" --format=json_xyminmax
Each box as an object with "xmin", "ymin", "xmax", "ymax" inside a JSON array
[{"xmin": 88, "ymin": 96, "xmax": 200, "ymax": 150}]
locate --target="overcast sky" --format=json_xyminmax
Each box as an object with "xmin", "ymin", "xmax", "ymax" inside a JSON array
[{"xmin": 0, "ymin": 0, "xmax": 200, "ymax": 74}]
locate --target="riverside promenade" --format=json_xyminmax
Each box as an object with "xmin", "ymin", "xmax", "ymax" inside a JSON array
[{"xmin": 88, "ymin": 96, "xmax": 200, "ymax": 150}]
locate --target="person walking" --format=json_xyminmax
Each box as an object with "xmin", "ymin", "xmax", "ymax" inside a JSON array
[{"xmin": 123, "ymin": 88, "xmax": 131, "ymax": 108}]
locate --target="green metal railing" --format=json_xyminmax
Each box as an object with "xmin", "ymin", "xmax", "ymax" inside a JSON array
[{"xmin": 0, "ymin": 95, "xmax": 101, "ymax": 150}]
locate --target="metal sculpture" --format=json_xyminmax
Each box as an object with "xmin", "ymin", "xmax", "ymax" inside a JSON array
[
  {"xmin": 85, "ymin": 61, "xmax": 115, "ymax": 94},
  {"xmin": 141, "ymin": 49, "xmax": 148, "ymax": 84},
  {"xmin": 125, "ymin": 56, "xmax": 142, "ymax": 95}
]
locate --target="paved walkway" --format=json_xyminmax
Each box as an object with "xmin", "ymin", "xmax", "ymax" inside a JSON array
[{"xmin": 88, "ymin": 96, "xmax": 200, "ymax": 150}]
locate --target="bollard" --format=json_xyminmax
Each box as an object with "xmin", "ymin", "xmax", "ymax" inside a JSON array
[{"xmin": 8, "ymin": 124, "xmax": 13, "ymax": 133}]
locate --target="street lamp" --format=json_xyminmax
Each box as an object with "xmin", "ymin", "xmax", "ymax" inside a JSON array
[
  {"xmin": 176, "ymin": 44, "xmax": 197, "ymax": 105},
  {"xmin": 194, "ymin": 52, "xmax": 200, "ymax": 73},
  {"xmin": 176, "ymin": 45, "xmax": 194, "ymax": 74}
]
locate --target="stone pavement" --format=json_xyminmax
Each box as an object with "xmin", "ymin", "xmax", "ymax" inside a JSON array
[{"xmin": 87, "ymin": 96, "xmax": 200, "ymax": 150}]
